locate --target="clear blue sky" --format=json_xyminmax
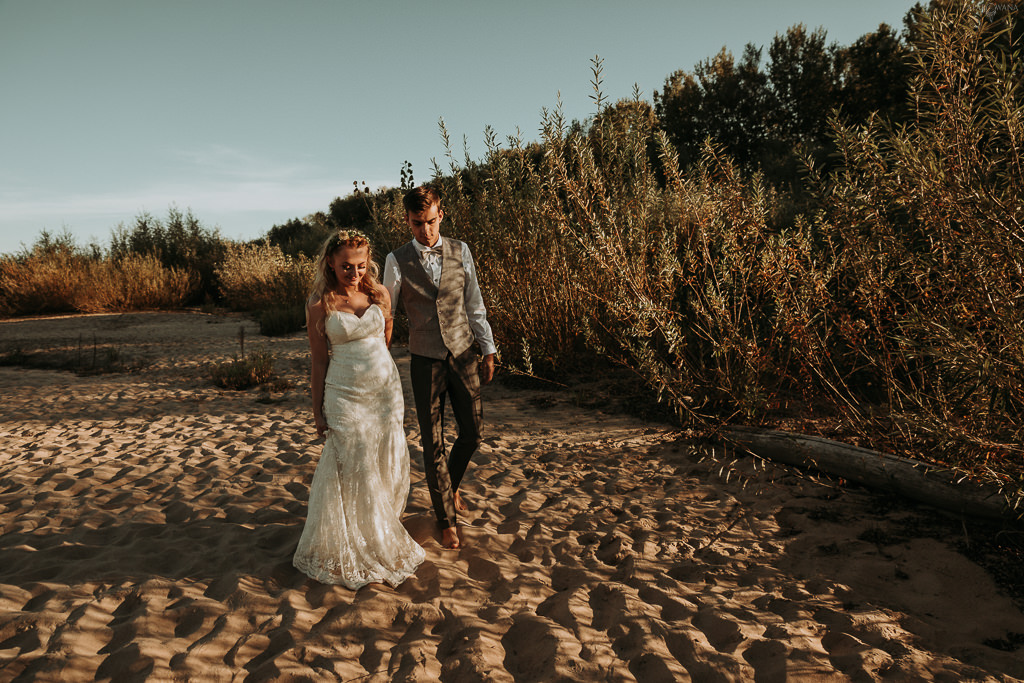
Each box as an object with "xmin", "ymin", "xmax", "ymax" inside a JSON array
[{"xmin": 0, "ymin": 0, "xmax": 921, "ymax": 256}]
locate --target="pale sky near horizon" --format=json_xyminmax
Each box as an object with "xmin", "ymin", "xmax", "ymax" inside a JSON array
[{"xmin": 1, "ymin": 0, "xmax": 922, "ymax": 256}]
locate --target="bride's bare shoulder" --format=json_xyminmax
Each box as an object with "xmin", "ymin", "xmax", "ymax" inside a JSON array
[
  {"xmin": 307, "ymin": 295, "xmax": 327, "ymax": 321},
  {"xmin": 374, "ymin": 284, "xmax": 391, "ymax": 308}
]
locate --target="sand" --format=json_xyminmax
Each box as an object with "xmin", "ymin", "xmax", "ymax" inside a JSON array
[{"xmin": 1, "ymin": 310, "xmax": 1022, "ymax": 682}]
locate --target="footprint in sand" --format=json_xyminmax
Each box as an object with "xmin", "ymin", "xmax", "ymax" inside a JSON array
[
  {"xmin": 693, "ymin": 607, "xmax": 747, "ymax": 653},
  {"xmin": 595, "ymin": 532, "xmax": 632, "ymax": 566},
  {"xmin": 740, "ymin": 639, "xmax": 790, "ymax": 683},
  {"xmin": 170, "ymin": 602, "xmax": 208, "ymax": 639},
  {"xmin": 283, "ymin": 481, "xmax": 308, "ymax": 503},
  {"xmin": 662, "ymin": 628, "xmax": 747, "ymax": 682},
  {"xmin": 21, "ymin": 588, "xmax": 58, "ymax": 613},
  {"xmin": 507, "ymin": 537, "xmax": 534, "ymax": 563},
  {"xmin": 464, "ymin": 554, "xmax": 503, "ymax": 585},
  {"xmin": 588, "ymin": 583, "xmax": 633, "ymax": 632},
  {"xmin": 638, "ymin": 585, "xmax": 698, "ymax": 623},
  {"xmin": 95, "ymin": 642, "xmax": 155, "ymax": 683},
  {"xmin": 820, "ymin": 629, "xmax": 895, "ymax": 678},
  {"xmin": 501, "ymin": 612, "xmax": 589, "ymax": 682},
  {"xmin": 536, "ymin": 585, "xmax": 592, "ymax": 635},
  {"xmin": 495, "ymin": 518, "xmax": 519, "ymax": 535},
  {"xmin": 0, "ymin": 621, "xmax": 42, "ymax": 657}
]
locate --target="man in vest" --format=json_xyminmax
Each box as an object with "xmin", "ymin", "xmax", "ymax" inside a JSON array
[{"xmin": 383, "ymin": 185, "xmax": 496, "ymax": 550}]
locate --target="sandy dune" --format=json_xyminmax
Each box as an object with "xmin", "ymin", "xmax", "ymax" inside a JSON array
[{"xmin": 1, "ymin": 311, "xmax": 1022, "ymax": 682}]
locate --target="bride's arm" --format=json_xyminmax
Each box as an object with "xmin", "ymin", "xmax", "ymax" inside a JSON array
[
  {"xmin": 306, "ymin": 299, "xmax": 329, "ymax": 438},
  {"xmin": 378, "ymin": 286, "xmax": 394, "ymax": 348}
]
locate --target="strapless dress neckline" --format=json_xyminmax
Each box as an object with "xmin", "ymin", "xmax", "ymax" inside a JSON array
[{"xmin": 332, "ymin": 303, "xmax": 379, "ymax": 320}]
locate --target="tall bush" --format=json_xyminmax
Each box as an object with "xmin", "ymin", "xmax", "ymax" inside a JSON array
[
  {"xmin": 265, "ymin": 212, "xmax": 335, "ymax": 258},
  {"xmin": 813, "ymin": 2, "xmax": 1024, "ymax": 472},
  {"xmin": 83, "ymin": 254, "xmax": 198, "ymax": 312},
  {"xmin": 215, "ymin": 243, "xmax": 313, "ymax": 313},
  {"xmin": 109, "ymin": 207, "xmax": 225, "ymax": 302},
  {"xmin": 367, "ymin": 8, "xmax": 1023, "ymax": 497},
  {"xmin": 0, "ymin": 231, "xmax": 91, "ymax": 315},
  {"xmin": 0, "ymin": 233, "xmax": 197, "ymax": 315}
]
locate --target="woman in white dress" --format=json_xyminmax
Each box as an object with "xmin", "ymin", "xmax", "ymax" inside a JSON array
[{"xmin": 293, "ymin": 229, "xmax": 425, "ymax": 588}]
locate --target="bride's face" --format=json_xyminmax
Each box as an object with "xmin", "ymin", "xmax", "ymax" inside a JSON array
[{"xmin": 330, "ymin": 246, "xmax": 369, "ymax": 289}]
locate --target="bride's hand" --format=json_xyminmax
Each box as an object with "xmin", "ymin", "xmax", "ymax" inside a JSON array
[{"xmin": 314, "ymin": 414, "xmax": 328, "ymax": 438}]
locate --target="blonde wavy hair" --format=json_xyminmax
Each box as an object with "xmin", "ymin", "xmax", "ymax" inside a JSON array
[{"xmin": 309, "ymin": 229, "xmax": 384, "ymax": 317}]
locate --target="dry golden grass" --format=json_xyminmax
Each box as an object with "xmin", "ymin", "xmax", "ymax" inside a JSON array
[
  {"xmin": 214, "ymin": 243, "xmax": 313, "ymax": 312},
  {"xmin": 1, "ymin": 251, "xmax": 195, "ymax": 315}
]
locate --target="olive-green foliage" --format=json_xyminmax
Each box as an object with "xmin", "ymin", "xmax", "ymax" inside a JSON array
[
  {"xmin": 265, "ymin": 213, "xmax": 334, "ymax": 258},
  {"xmin": 329, "ymin": 188, "xmax": 374, "ymax": 233},
  {"xmin": 359, "ymin": 185, "xmax": 414, "ymax": 257},
  {"xmin": 109, "ymin": 207, "xmax": 224, "ymax": 303},
  {"xmin": 654, "ymin": 20, "xmax": 912, "ymax": 193},
  {"xmin": 258, "ymin": 305, "xmax": 306, "ymax": 336}
]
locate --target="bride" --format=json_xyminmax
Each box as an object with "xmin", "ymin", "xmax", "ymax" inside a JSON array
[{"xmin": 293, "ymin": 229, "xmax": 425, "ymax": 589}]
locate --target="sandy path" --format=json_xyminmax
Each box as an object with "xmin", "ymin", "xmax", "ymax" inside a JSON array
[{"xmin": 1, "ymin": 311, "xmax": 1022, "ymax": 682}]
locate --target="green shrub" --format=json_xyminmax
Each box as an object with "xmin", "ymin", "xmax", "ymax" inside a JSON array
[
  {"xmin": 258, "ymin": 305, "xmax": 306, "ymax": 336},
  {"xmin": 265, "ymin": 213, "xmax": 335, "ymax": 258},
  {"xmin": 109, "ymin": 207, "xmax": 226, "ymax": 303}
]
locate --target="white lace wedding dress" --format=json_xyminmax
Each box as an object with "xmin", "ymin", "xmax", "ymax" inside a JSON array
[{"xmin": 293, "ymin": 304, "xmax": 425, "ymax": 589}]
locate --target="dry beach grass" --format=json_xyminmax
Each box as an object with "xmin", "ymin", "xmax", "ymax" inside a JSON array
[{"xmin": 0, "ymin": 311, "xmax": 1022, "ymax": 682}]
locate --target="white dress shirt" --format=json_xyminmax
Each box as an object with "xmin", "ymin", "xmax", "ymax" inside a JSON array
[{"xmin": 383, "ymin": 236, "xmax": 497, "ymax": 356}]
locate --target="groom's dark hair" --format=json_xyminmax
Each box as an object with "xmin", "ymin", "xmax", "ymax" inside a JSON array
[{"xmin": 403, "ymin": 184, "xmax": 442, "ymax": 214}]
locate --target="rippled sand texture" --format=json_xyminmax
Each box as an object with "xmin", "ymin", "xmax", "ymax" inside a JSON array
[{"xmin": 1, "ymin": 311, "xmax": 1022, "ymax": 682}]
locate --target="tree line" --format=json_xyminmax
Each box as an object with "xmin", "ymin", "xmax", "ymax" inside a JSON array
[{"xmin": 268, "ymin": 4, "xmax": 929, "ymax": 253}]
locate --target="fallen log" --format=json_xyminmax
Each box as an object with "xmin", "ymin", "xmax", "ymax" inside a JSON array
[{"xmin": 723, "ymin": 426, "xmax": 1022, "ymax": 524}]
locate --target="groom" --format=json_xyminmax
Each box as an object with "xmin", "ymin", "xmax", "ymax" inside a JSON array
[{"xmin": 383, "ymin": 185, "xmax": 496, "ymax": 550}]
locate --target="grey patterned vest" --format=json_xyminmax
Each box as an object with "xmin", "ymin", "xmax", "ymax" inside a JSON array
[{"xmin": 393, "ymin": 238, "xmax": 475, "ymax": 360}]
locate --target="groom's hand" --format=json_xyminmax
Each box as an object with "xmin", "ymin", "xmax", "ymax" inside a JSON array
[{"xmin": 480, "ymin": 353, "xmax": 495, "ymax": 385}]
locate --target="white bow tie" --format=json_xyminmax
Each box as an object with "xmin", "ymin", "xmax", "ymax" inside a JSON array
[{"xmin": 421, "ymin": 246, "xmax": 442, "ymax": 259}]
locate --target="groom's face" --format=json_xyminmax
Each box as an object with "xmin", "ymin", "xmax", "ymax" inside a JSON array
[{"xmin": 407, "ymin": 203, "xmax": 443, "ymax": 247}]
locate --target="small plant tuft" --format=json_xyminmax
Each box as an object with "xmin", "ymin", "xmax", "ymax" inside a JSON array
[{"xmin": 210, "ymin": 347, "xmax": 278, "ymax": 390}]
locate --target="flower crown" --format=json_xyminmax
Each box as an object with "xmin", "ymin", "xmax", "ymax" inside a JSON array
[{"xmin": 332, "ymin": 229, "xmax": 369, "ymax": 244}]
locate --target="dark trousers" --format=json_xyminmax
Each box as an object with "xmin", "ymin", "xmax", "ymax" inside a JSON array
[{"xmin": 410, "ymin": 347, "xmax": 482, "ymax": 529}]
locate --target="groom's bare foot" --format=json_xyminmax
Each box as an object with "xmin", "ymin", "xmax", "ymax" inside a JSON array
[
  {"xmin": 454, "ymin": 490, "xmax": 467, "ymax": 512},
  {"xmin": 441, "ymin": 526, "xmax": 461, "ymax": 549}
]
